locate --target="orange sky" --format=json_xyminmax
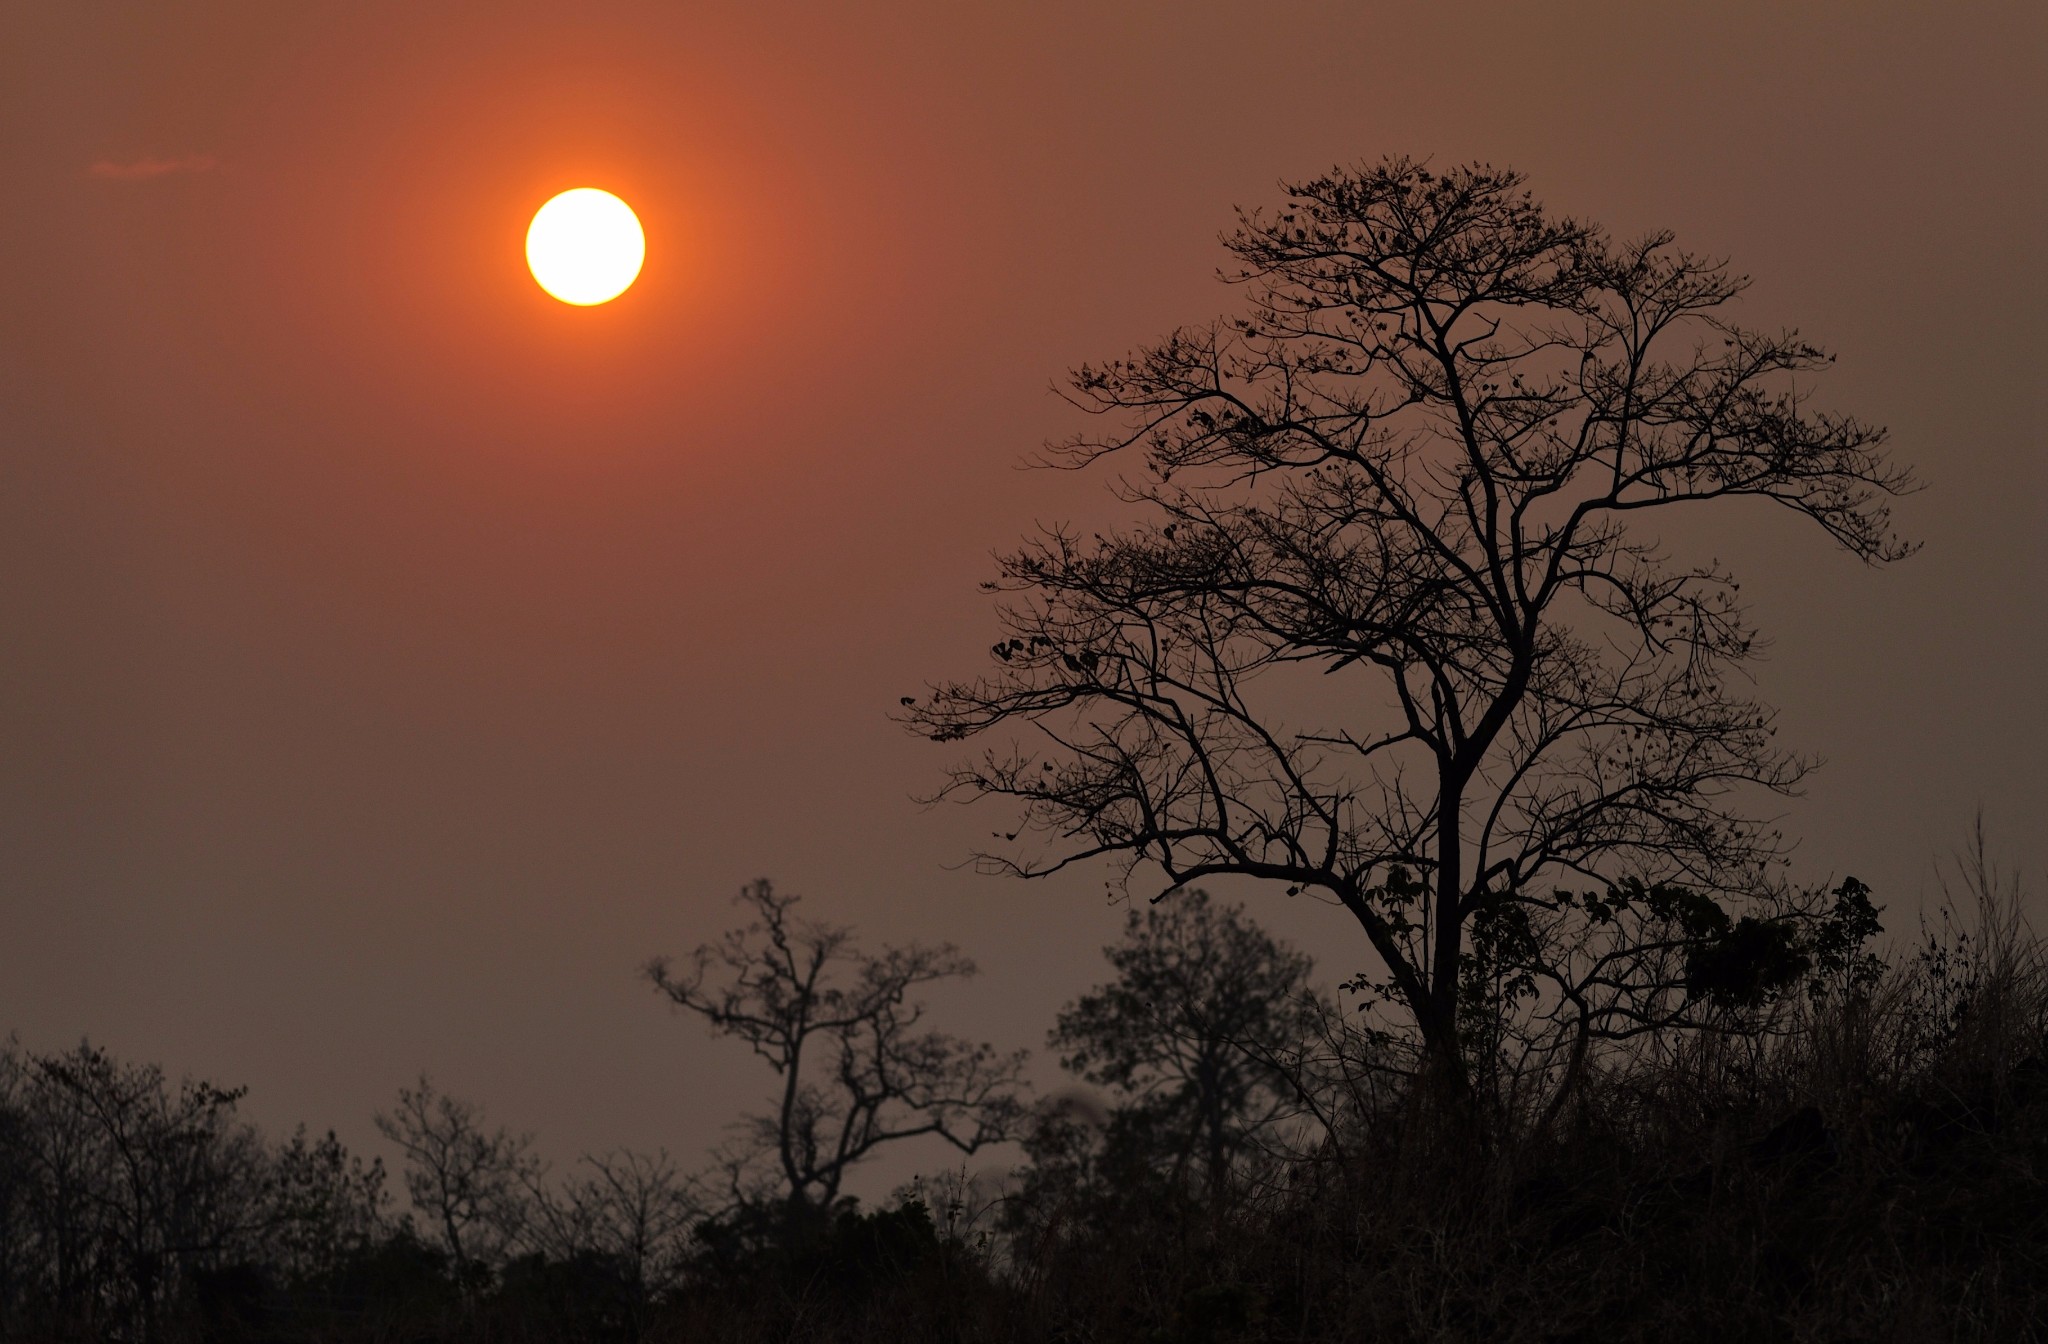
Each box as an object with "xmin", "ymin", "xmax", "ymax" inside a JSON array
[{"xmin": 3, "ymin": 1, "xmax": 2043, "ymax": 1192}]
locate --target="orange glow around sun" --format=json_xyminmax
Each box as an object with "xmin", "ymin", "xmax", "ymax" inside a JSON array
[{"xmin": 526, "ymin": 189, "xmax": 645, "ymax": 305}]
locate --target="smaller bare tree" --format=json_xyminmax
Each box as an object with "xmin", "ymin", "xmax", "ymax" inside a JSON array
[
  {"xmin": 374, "ymin": 1077, "xmax": 538, "ymax": 1287},
  {"xmin": 647, "ymin": 880, "xmax": 1029, "ymax": 1218},
  {"xmin": 524, "ymin": 1148, "xmax": 704, "ymax": 1299}
]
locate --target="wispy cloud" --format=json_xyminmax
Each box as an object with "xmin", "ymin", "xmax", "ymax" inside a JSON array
[{"xmin": 88, "ymin": 154, "xmax": 221, "ymax": 181}]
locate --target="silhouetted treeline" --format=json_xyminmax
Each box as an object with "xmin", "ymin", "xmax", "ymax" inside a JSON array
[{"xmin": 4, "ymin": 840, "xmax": 2043, "ymax": 1342}]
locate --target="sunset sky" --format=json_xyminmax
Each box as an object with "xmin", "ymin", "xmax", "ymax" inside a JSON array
[{"xmin": 3, "ymin": 1, "xmax": 2043, "ymax": 1193}]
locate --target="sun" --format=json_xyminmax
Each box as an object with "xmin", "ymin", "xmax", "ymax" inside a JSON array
[{"xmin": 525, "ymin": 188, "xmax": 645, "ymax": 306}]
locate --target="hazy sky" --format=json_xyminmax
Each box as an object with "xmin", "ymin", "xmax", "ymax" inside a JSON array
[{"xmin": 3, "ymin": 1, "xmax": 2043, "ymax": 1193}]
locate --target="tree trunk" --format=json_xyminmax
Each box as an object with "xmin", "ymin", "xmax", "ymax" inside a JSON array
[
  {"xmin": 1401, "ymin": 788, "xmax": 1481, "ymax": 1171},
  {"xmin": 1424, "ymin": 782, "xmax": 1474, "ymax": 1115}
]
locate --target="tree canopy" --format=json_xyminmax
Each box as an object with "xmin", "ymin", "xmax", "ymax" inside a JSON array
[
  {"xmin": 908, "ymin": 157, "xmax": 1913, "ymax": 1109},
  {"xmin": 1050, "ymin": 889, "xmax": 1318, "ymax": 1197}
]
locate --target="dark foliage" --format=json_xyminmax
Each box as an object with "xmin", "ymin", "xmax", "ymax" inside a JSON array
[
  {"xmin": 1046, "ymin": 889, "xmax": 1321, "ymax": 1201},
  {"xmin": 2, "ymin": 841, "xmax": 2043, "ymax": 1342}
]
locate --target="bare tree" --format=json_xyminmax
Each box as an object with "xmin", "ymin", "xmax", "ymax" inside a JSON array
[
  {"xmin": 524, "ymin": 1148, "xmax": 704, "ymax": 1298},
  {"xmin": 906, "ymin": 157, "xmax": 1913, "ymax": 1121},
  {"xmin": 374, "ymin": 1077, "xmax": 538, "ymax": 1286},
  {"xmin": 647, "ymin": 880, "xmax": 1029, "ymax": 1217}
]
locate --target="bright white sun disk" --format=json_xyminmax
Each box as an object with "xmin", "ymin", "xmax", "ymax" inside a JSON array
[{"xmin": 526, "ymin": 188, "xmax": 645, "ymax": 306}]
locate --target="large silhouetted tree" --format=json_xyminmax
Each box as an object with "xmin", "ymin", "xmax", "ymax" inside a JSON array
[
  {"xmin": 907, "ymin": 158, "xmax": 1912, "ymax": 1122},
  {"xmin": 647, "ymin": 880, "xmax": 1029, "ymax": 1219}
]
